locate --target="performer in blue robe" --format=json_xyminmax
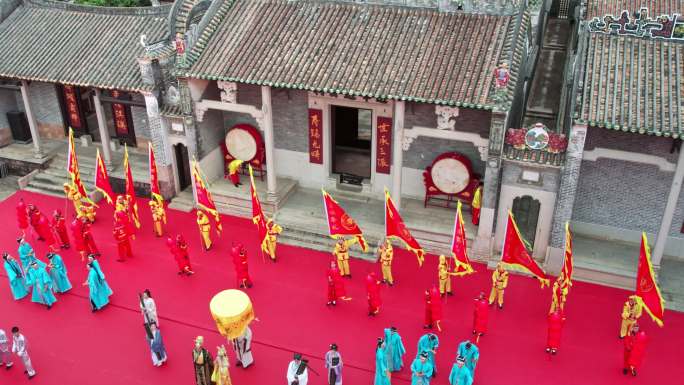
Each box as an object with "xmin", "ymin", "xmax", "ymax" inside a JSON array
[
  {"xmin": 384, "ymin": 326, "xmax": 406, "ymax": 372},
  {"xmin": 47, "ymin": 253, "xmax": 71, "ymax": 293},
  {"xmin": 3, "ymin": 253, "xmax": 28, "ymax": 300},
  {"xmin": 17, "ymin": 238, "xmax": 43, "ymax": 271},
  {"xmin": 410, "ymin": 352, "xmax": 434, "ymax": 385},
  {"xmin": 456, "ymin": 341, "xmax": 479, "ymax": 376},
  {"xmin": 417, "ymin": 333, "xmax": 439, "ymax": 376},
  {"xmin": 148, "ymin": 322, "xmax": 167, "ymax": 366},
  {"xmin": 26, "ymin": 261, "xmax": 57, "ymax": 309},
  {"xmin": 448, "ymin": 356, "xmax": 473, "ymax": 385},
  {"xmin": 374, "ymin": 338, "xmax": 390, "ymax": 385},
  {"xmin": 83, "ymin": 256, "xmax": 113, "ymax": 311}
]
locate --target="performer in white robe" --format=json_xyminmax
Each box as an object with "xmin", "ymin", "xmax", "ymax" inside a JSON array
[
  {"xmin": 231, "ymin": 326, "xmax": 253, "ymax": 368},
  {"xmin": 140, "ymin": 289, "xmax": 159, "ymax": 326},
  {"xmin": 0, "ymin": 329, "xmax": 13, "ymax": 368},
  {"xmin": 11, "ymin": 327, "xmax": 35, "ymax": 378},
  {"xmin": 286, "ymin": 353, "xmax": 308, "ymax": 385}
]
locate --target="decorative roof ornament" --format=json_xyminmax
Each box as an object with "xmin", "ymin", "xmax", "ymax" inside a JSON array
[
  {"xmin": 492, "ymin": 62, "xmax": 510, "ymax": 106},
  {"xmin": 588, "ymin": 7, "xmax": 684, "ymax": 40},
  {"xmin": 175, "ymin": 33, "xmax": 187, "ymax": 67}
]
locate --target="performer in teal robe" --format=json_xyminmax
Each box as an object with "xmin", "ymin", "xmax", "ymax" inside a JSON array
[
  {"xmin": 374, "ymin": 338, "xmax": 391, "ymax": 385},
  {"xmin": 417, "ymin": 333, "xmax": 439, "ymax": 376},
  {"xmin": 456, "ymin": 341, "xmax": 479, "ymax": 376},
  {"xmin": 3, "ymin": 253, "xmax": 28, "ymax": 300},
  {"xmin": 410, "ymin": 352, "xmax": 434, "ymax": 385},
  {"xmin": 26, "ymin": 261, "xmax": 57, "ymax": 309},
  {"xmin": 448, "ymin": 356, "xmax": 473, "ymax": 385},
  {"xmin": 384, "ymin": 327, "xmax": 406, "ymax": 372},
  {"xmin": 47, "ymin": 253, "xmax": 71, "ymax": 293},
  {"xmin": 84, "ymin": 257, "xmax": 112, "ymax": 311},
  {"xmin": 17, "ymin": 238, "xmax": 36, "ymax": 271}
]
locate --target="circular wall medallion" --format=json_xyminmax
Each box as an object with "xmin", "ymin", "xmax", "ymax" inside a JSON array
[
  {"xmin": 226, "ymin": 127, "xmax": 258, "ymax": 161},
  {"xmin": 431, "ymin": 157, "xmax": 470, "ymax": 194},
  {"xmin": 525, "ymin": 124, "xmax": 550, "ymax": 150}
]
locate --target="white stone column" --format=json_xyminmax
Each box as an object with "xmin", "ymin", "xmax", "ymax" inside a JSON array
[
  {"xmin": 19, "ymin": 80, "xmax": 43, "ymax": 158},
  {"xmin": 652, "ymin": 145, "xmax": 684, "ymax": 267},
  {"xmin": 261, "ymin": 86, "xmax": 277, "ymax": 197},
  {"xmin": 93, "ymin": 89, "xmax": 112, "ymax": 166},
  {"xmin": 391, "ymin": 101, "xmax": 405, "ymax": 207}
]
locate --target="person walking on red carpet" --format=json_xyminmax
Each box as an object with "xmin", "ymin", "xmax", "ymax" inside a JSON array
[
  {"xmin": 52, "ymin": 210, "xmax": 70, "ymax": 249},
  {"xmin": 27, "ymin": 204, "xmax": 43, "ymax": 240},
  {"xmin": 113, "ymin": 221, "xmax": 133, "ymax": 262},
  {"xmin": 377, "ymin": 238, "xmax": 394, "ymax": 285},
  {"xmin": 38, "ymin": 213, "xmax": 59, "ymax": 251},
  {"xmin": 410, "ymin": 352, "xmax": 434, "ymax": 385},
  {"xmin": 620, "ymin": 295, "xmax": 643, "ymax": 338},
  {"xmin": 471, "ymin": 183, "xmax": 482, "ymax": 226},
  {"xmin": 424, "ymin": 287, "xmax": 443, "ymax": 331},
  {"xmin": 148, "ymin": 199, "xmax": 166, "ymax": 237},
  {"xmin": 488, "ymin": 263, "xmax": 508, "ymax": 309},
  {"xmin": 83, "ymin": 255, "xmax": 112, "ymax": 312},
  {"xmin": 212, "ymin": 345, "xmax": 232, "ymax": 385},
  {"xmin": 623, "ymin": 323, "xmax": 648, "ymax": 376},
  {"xmin": 193, "ymin": 336, "xmax": 214, "ymax": 385},
  {"xmin": 81, "ymin": 218, "xmax": 99, "ymax": 257},
  {"xmin": 546, "ymin": 310, "xmax": 565, "ymax": 355},
  {"xmin": 0, "ymin": 328, "xmax": 12, "ymax": 369},
  {"xmin": 366, "ymin": 272, "xmax": 382, "ymax": 316},
  {"xmin": 231, "ymin": 326, "xmax": 253, "ymax": 369},
  {"xmin": 472, "ymin": 291, "xmax": 489, "ymax": 339},
  {"xmin": 16, "ymin": 198, "xmax": 28, "ymax": 236},
  {"xmin": 232, "ymin": 243, "xmax": 252, "ymax": 288},
  {"xmin": 383, "ymin": 327, "xmax": 406, "ymax": 372},
  {"xmin": 11, "ymin": 327, "xmax": 35, "ymax": 379},
  {"xmin": 70, "ymin": 217, "xmax": 87, "ymax": 261},
  {"xmin": 167, "ymin": 235, "xmax": 194, "ymax": 275},
  {"xmin": 325, "ymin": 343, "xmax": 342, "ymax": 385},
  {"xmin": 140, "ymin": 289, "xmax": 159, "ymax": 326},
  {"xmin": 333, "ymin": 238, "xmax": 356, "ymax": 278},
  {"xmin": 286, "ymin": 352, "xmax": 309, "ymax": 385},
  {"xmin": 147, "ymin": 322, "xmax": 167, "ymax": 367},
  {"xmin": 327, "ymin": 261, "xmax": 349, "ymax": 306},
  {"xmin": 375, "ymin": 338, "xmax": 391, "ymax": 385}
]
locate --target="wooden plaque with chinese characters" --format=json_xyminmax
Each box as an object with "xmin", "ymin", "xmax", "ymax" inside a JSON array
[
  {"xmin": 309, "ymin": 109, "xmax": 323, "ymax": 164},
  {"xmin": 376, "ymin": 117, "xmax": 392, "ymax": 174}
]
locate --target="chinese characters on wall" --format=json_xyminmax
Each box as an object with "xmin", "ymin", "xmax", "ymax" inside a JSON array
[
  {"xmin": 309, "ymin": 109, "xmax": 323, "ymax": 164},
  {"xmin": 376, "ymin": 116, "xmax": 392, "ymax": 174},
  {"xmin": 62, "ymin": 85, "xmax": 82, "ymax": 129},
  {"xmin": 110, "ymin": 90, "xmax": 130, "ymax": 136}
]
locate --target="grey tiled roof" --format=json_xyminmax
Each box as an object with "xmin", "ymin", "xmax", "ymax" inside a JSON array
[
  {"xmin": 0, "ymin": 0, "xmax": 169, "ymax": 92},
  {"xmin": 575, "ymin": 32, "xmax": 684, "ymax": 138},
  {"xmin": 586, "ymin": 0, "xmax": 684, "ymax": 19},
  {"xmin": 182, "ymin": 0, "xmax": 522, "ymax": 109}
]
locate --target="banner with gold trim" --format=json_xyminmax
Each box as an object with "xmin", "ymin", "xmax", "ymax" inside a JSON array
[
  {"xmin": 148, "ymin": 142, "xmax": 163, "ymax": 204},
  {"xmin": 500, "ymin": 211, "xmax": 549, "ymax": 287},
  {"xmin": 191, "ymin": 160, "xmax": 222, "ymax": 236},
  {"xmin": 94, "ymin": 149, "xmax": 114, "ymax": 204},
  {"xmin": 385, "ymin": 189, "xmax": 424, "ymax": 266},
  {"xmin": 322, "ymin": 190, "xmax": 368, "ymax": 252},
  {"xmin": 635, "ymin": 233, "xmax": 665, "ymax": 327},
  {"xmin": 124, "ymin": 145, "xmax": 140, "ymax": 228},
  {"xmin": 451, "ymin": 200, "xmax": 475, "ymax": 276}
]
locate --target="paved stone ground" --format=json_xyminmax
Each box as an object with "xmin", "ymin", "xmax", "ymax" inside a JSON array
[{"xmin": 0, "ymin": 175, "xmax": 20, "ymax": 201}]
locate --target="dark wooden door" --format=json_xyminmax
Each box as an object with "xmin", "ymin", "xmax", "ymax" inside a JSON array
[
  {"xmin": 174, "ymin": 143, "xmax": 191, "ymax": 191},
  {"xmin": 512, "ymin": 195, "xmax": 541, "ymax": 247},
  {"xmin": 57, "ymin": 84, "xmax": 89, "ymax": 137}
]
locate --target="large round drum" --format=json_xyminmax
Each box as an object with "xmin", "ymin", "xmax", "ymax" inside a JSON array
[
  {"xmin": 430, "ymin": 155, "xmax": 471, "ymax": 194},
  {"xmin": 225, "ymin": 124, "xmax": 263, "ymax": 162},
  {"xmin": 209, "ymin": 289, "xmax": 255, "ymax": 339}
]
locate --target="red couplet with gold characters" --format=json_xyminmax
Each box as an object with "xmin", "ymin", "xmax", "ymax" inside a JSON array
[
  {"xmin": 62, "ymin": 85, "xmax": 82, "ymax": 129},
  {"xmin": 308, "ymin": 108, "xmax": 323, "ymax": 164},
  {"xmin": 376, "ymin": 116, "xmax": 392, "ymax": 174}
]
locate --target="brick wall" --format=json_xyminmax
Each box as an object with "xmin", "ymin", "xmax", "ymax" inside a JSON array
[
  {"xmin": 0, "ymin": 89, "xmax": 18, "ymax": 146},
  {"xmin": 21, "ymin": 82, "xmax": 65, "ymax": 139},
  {"xmin": 405, "ymin": 102, "xmax": 491, "ymax": 136},
  {"xmin": 272, "ymin": 88, "xmax": 309, "ymax": 153},
  {"xmin": 403, "ymin": 136, "xmax": 486, "ymax": 176},
  {"xmin": 501, "ymin": 161, "xmax": 560, "ymax": 193},
  {"xmin": 223, "ymin": 83, "xmax": 260, "ymax": 141},
  {"xmin": 131, "ymin": 93, "xmax": 151, "ymax": 140}
]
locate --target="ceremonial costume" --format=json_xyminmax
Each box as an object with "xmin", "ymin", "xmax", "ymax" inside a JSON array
[
  {"xmin": 115, "ymin": 199, "xmax": 136, "ymax": 238},
  {"xmin": 140, "ymin": 291, "xmax": 159, "ymax": 326},
  {"xmin": 11, "ymin": 331, "xmax": 35, "ymax": 378},
  {"xmin": 85, "ymin": 259, "xmax": 112, "ymax": 311},
  {"xmin": 374, "ymin": 342, "xmax": 391, "ymax": 385},
  {"xmin": 410, "ymin": 354, "xmax": 434, "ymax": 385},
  {"xmin": 550, "ymin": 278, "xmax": 569, "ymax": 314},
  {"xmin": 17, "ymin": 240, "xmax": 44, "ymax": 272},
  {"xmin": 286, "ymin": 354, "xmax": 309, "ymax": 385},
  {"xmin": 28, "ymin": 206, "xmax": 42, "ymax": 239},
  {"xmin": 263, "ymin": 219, "xmax": 282, "ymax": 261},
  {"xmin": 78, "ymin": 203, "xmax": 96, "ymax": 223},
  {"xmin": 232, "ymin": 244, "xmax": 253, "ymax": 288},
  {"xmin": 149, "ymin": 200, "xmax": 166, "ymax": 237},
  {"xmin": 333, "ymin": 238, "xmax": 356, "ymax": 277},
  {"xmin": 3, "ymin": 255, "xmax": 28, "ymax": 300},
  {"xmin": 51, "ymin": 210, "xmax": 70, "ymax": 249},
  {"xmin": 424, "ymin": 287, "xmax": 442, "ymax": 331},
  {"xmin": 228, "ymin": 159, "xmax": 243, "ymax": 187},
  {"xmin": 193, "ymin": 337, "xmax": 214, "ymax": 385},
  {"xmin": 26, "ymin": 262, "xmax": 57, "ymax": 309},
  {"xmin": 167, "ymin": 235, "xmax": 193, "ymax": 275},
  {"xmin": 417, "ymin": 334, "xmax": 439, "ymax": 375},
  {"xmin": 488, "ymin": 264, "xmax": 508, "ymax": 308},
  {"xmin": 63, "ymin": 182, "xmax": 83, "ymax": 213},
  {"xmin": 623, "ymin": 328, "xmax": 647, "ymax": 376},
  {"xmin": 366, "ymin": 272, "xmax": 382, "ymax": 316},
  {"xmin": 113, "ymin": 223, "xmax": 133, "ymax": 261},
  {"xmin": 69, "ymin": 218, "xmax": 87, "ymax": 260},
  {"xmin": 546, "ymin": 311, "xmax": 565, "ymax": 354},
  {"xmin": 196, "ymin": 211, "xmax": 212, "ymax": 251},
  {"xmin": 212, "ymin": 346, "xmax": 232, "ymax": 385},
  {"xmin": 456, "ymin": 341, "xmax": 479, "ymax": 376},
  {"xmin": 438, "ymin": 255, "xmax": 455, "ymax": 296},
  {"xmin": 327, "ymin": 263, "xmax": 347, "ymax": 305},
  {"xmin": 0, "ymin": 329, "xmax": 12, "ymax": 368},
  {"xmin": 38, "ymin": 213, "xmax": 58, "ymax": 250},
  {"xmin": 231, "ymin": 326, "xmax": 253, "ymax": 368},
  {"xmin": 383, "ymin": 327, "xmax": 406, "ymax": 372},
  {"xmin": 471, "ymin": 186, "xmax": 482, "ymax": 226},
  {"xmin": 448, "ymin": 358, "xmax": 473, "ymax": 385},
  {"xmin": 81, "ymin": 219, "xmax": 99, "ymax": 256},
  {"xmin": 16, "ymin": 199, "xmax": 28, "ymax": 234},
  {"xmin": 325, "ymin": 345, "xmax": 343, "ymax": 385},
  {"xmin": 47, "ymin": 253, "xmax": 72, "ymax": 293},
  {"xmin": 620, "ymin": 296, "xmax": 643, "ymax": 338},
  {"xmin": 378, "ymin": 240, "xmax": 394, "ymax": 285},
  {"xmin": 472, "ymin": 294, "xmax": 489, "ymax": 336},
  {"xmin": 148, "ymin": 325, "xmax": 167, "ymax": 366}
]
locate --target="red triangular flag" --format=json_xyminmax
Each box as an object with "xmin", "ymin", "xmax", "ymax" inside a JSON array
[
  {"xmin": 94, "ymin": 149, "xmax": 114, "ymax": 204},
  {"xmin": 192, "ymin": 160, "xmax": 222, "ymax": 235},
  {"xmin": 322, "ymin": 190, "xmax": 368, "ymax": 252},
  {"xmin": 123, "ymin": 145, "xmax": 140, "ymax": 228},
  {"xmin": 385, "ymin": 189, "xmax": 424, "ymax": 266},
  {"xmin": 501, "ymin": 211, "xmax": 549, "ymax": 287},
  {"xmin": 451, "ymin": 200, "xmax": 475, "ymax": 275},
  {"xmin": 635, "ymin": 233, "xmax": 665, "ymax": 326},
  {"xmin": 149, "ymin": 142, "xmax": 163, "ymax": 204}
]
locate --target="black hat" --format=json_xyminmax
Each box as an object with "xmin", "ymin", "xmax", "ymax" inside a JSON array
[
  {"xmin": 293, "ymin": 353, "xmax": 302, "ymax": 360},
  {"xmin": 457, "ymin": 356, "xmax": 465, "ymax": 363},
  {"xmin": 16, "ymin": 237, "xmax": 23, "ymax": 243},
  {"xmin": 330, "ymin": 343, "xmax": 337, "ymax": 350},
  {"xmin": 390, "ymin": 326, "xmax": 397, "ymax": 331},
  {"xmin": 465, "ymin": 342, "xmax": 472, "ymax": 349},
  {"xmin": 420, "ymin": 352, "xmax": 428, "ymax": 358}
]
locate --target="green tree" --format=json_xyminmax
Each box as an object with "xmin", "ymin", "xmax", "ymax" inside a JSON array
[{"xmin": 73, "ymin": 0, "xmax": 152, "ymax": 7}]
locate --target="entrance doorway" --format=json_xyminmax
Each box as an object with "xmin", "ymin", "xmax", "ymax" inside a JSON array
[
  {"xmin": 174, "ymin": 143, "xmax": 192, "ymax": 191},
  {"xmin": 331, "ymin": 105, "xmax": 372, "ymax": 179},
  {"xmin": 512, "ymin": 195, "xmax": 541, "ymax": 247}
]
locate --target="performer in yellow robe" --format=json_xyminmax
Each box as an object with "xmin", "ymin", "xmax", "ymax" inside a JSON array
[
  {"xmin": 63, "ymin": 183, "xmax": 82, "ymax": 213},
  {"xmin": 620, "ymin": 295, "xmax": 643, "ymax": 338},
  {"xmin": 438, "ymin": 255, "xmax": 458, "ymax": 296},
  {"xmin": 377, "ymin": 239, "xmax": 394, "ymax": 285},
  {"xmin": 228, "ymin": 159, "xmax": 244, "ymax": 187},
  {"xmin": 78, "ymin": 204, "xmax": 96, "ymax": 223},
  {"xmin": 488, "ymin": 263, "xmax": 508, "ymax": 309},
  {"xmin": 196, "ymin": 210, "xmax": 212, "ymax": 251},
  {"xmin": 148, "ymin": 200, "xmax": 167, "ymax": 237},
  {"xmin": 333, "ymin": 238, "xmax": 357, "ymax": 278},
  {"xmin": 549, "ymin": 277, "xmax": 569, "ymax": 314},
  {"xmin": 471, "ymin": 184, "xmax": 482, "ymax": 226},
  {"xmin": 262, "ymin": 218, "xmax": 282, "ymax": 262}
]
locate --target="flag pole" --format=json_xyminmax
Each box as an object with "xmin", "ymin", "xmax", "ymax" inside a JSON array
[{"xmin": 499, "ymin": 210, "xmax": 511, "ymax": 266}]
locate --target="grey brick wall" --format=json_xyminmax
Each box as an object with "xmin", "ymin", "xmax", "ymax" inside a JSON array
[
  {"xmin": 405, "ymin": 102, "xmax": 436, "ymax": 127},
  {"xmin": 26, "ymin": 82, "xmax": 63, "ymax": 126},
  {"xmin": 405, "ymin": 102, "xmax": 491, "ymax": 136},
  {"xmin": 584, "ymin": 127, "xmax": 679, "ymax": 163},
  {"xmin": 197, "ymin": 108, "xmax": 224, "ymax": 159},
  {"xmin": 403, "ymin": 136, "xmax": 485, "ymax": 176},
  {"xmin": 272, "ymin": 88, "xmax": 308, "ymax": 152},
  {"xmin": 501, "ymin": 161, "xmax": 560, "ymax": 193},
  {"xmin": 0, "ymin": 89, "xmax": 17, "ymax": 129},
  {"xmin": 131, "ymin": 93, "xmax": 150, "ymax": 140}
]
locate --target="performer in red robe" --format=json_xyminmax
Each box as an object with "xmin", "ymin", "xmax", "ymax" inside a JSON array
[
  {"xmin": 326, "ymin": 261, "xmax": 348, "ymax": 306},
  {"xmin": 37, "ymin": 213, "xmax": 58, "ymax": 250},
  {"xmin": 52, "ymin": 210, "xmax": 69, "ymax": 249},
  {"xmin": 81, "ymin": 218, "xmax": 99, "ymax": 256},
  {"xmin": 27, "ymin": 205, "xmax": 44, "ymax": 240},
  {"xmin": 70, "ymin": 217, "xmax": 87, "ymax": 261},
  {"xmin": 16, "ymin": 198, "xmax": 29, "ymax": 234},
  {"xmin": 166, "ymin": 235, "xmax": 193, "ymax": 275},
  {"xmin": 366, "ymin": 272, "xmax": 382, "ymax": 316},
  {"xmin": 623, "ymin": 324, "xmax": 648, "ymax": 376},
  {"xmin": 546, "ymin": 310, "xmax": 565, "ymax": 355},
  {"xmin": 424, "ymin": 287, "xmax": 443, "ymax": 331},
  {"xmin": 113, "ymin": 223, "xmax": 133, "ymax": 262},
  {"xmin": 472, "ymin": 291, "xmax": 489, "ymax": 338},
  {"xmin": 232, "ymin": 243, "xmax": 253, "ymax": 288}
]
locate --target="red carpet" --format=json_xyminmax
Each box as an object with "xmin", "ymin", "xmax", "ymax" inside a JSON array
[{"xmin": 1, "ymin": 190, "xmax": 683, "ymax": 385}]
